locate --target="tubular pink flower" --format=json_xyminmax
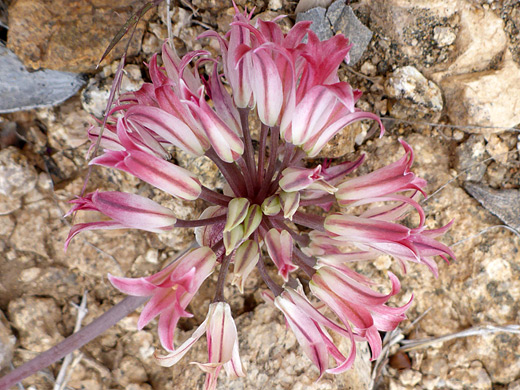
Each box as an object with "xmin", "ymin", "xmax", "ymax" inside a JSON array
[
  {"xmin": 310, "ymin": 268, "xmax": 409, "ymax": 360},
  {"xmin": 66, "ymin": 5, "xmax": 454, "ymax": 386},
  {"xmin": 91, "ymin": 149, "xmax": 201, "ymax": 201},
  {"xmin": 109, "ymin": 247, "xmax": 216, "ymax": 351},
  {"xmin": 124, "ymin": 105, "xmax": 206, "ymax": 156},
  {"xmin": 65, "ymin": 191, "xmax": 177, "ymax": 249},
  {"xmin": 264, "ymin": 228, "xmax": 298, "ymax": 281},
  {"xmin": 155, "ymin": 302, "xmax": 244, "ymax": 390},
  {"xmin": 273, "ymin": 286, "xmax": 357, "ymax": 376},
  {"xmin": 336, "ymin": 140, "xmax": 427, "ymax": 204}
]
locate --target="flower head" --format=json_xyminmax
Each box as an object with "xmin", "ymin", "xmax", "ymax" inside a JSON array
[{"xmin": 67, "ymin": 5, "xmax": 453, "ymax": 388}]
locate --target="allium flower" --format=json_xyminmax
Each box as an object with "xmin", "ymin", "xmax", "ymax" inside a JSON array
[{"xmin": 67, "ymin": 5, "xmax": 453, "ymax": 388}]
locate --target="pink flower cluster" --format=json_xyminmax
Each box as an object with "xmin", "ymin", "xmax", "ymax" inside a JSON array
[{"xmin": 66, "ymin": 5, "xmax": 453, "ymax": 389}]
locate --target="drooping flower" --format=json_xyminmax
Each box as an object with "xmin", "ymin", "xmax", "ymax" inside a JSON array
[
  {"xmin": 108, "ymin": 247, "xmax": 217, "ymax": 351},
  {"xmin": 66, "ymin": 4, "xmax": 453, "ymax": 388},
  {"xmin": 155, "ymin": 302, "xmax": 245, "ymax": 390}
]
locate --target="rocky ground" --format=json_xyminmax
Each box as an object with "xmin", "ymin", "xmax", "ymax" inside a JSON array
[{"xmin": 0, "ymin": 0, "xmax": 520, "ymax": 389}]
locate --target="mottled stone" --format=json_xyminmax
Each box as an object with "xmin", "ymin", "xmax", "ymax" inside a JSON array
[
  {"xmin": 81, "ymin": 64, "xmax": 144, "ymax": 118},
  {"xmin": 0, "ymin": 194, "xmax": 21, "ymax": 216},
  {"xmin": 0, "ymin": 146, "xmax": 38, "ymax": 199},
  {"xmin": 0, "ymin": 215, "xmax": 15, "ymax": 237},
  {"xmin": 398, "ymin": 369, "xmax": 422, "ymax": 386},
  {"xmin": 35, "ymin": 97, "xmax": 91, "ymax": 150},
  {"xmin": 485, "ymin": 134, "xmax": 510, "ymax": 165},
  {"xmin": 8, "ymin": 296, "xmax": 63, "ymax": 352},
  {"xmin": 385, "ymin": 66, "xmax": 443, "ymax": 121},
  {"xmin": 113, "ymin": 355, "xmax": 149, "ymax": 386},
  {"xmin": 7, "ymin": 0, "xmax": 148, "ymax": 73},
  {"xmin": 295, "ymin": 0, "xmax": 333, "ymax": 14},
  {"xmin": 431, "ymin": 5, "xmax": 507, "ymax": 80},
  {"xmin": 433, "ymin": 26, "xmax": 457, "ymax": 47},
  {"xmin": 442, "ymin": 57, "xmax": 520, "ymax": 133},
  {"xmin": 317, "ymin": 121, "xmax": 368, "ymax": 158},
  {"xmin": 0, "ymin": 310, "xmax": 16, "ymax": 370},
  {"xmin": 367, "ymin": 0, "xmax": 458, "ymax": 69},
  {"xmin": 464, "ymin": 182, "xmax": 520, "ymax": 230},
  {"xmin": 455, "ymin": 135, "xmax": 488, "ymax": 182},
  {"xmin": 175, "ymin": 149, "xmax": 226, "ymax": 191},
  {"xmin": 10, "ymin": 202, "xmax": 53, "ymax": 258}
]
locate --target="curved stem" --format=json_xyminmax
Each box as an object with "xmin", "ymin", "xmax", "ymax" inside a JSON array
[
  {"xmin": 175, "ymin": 214, "xmax": 227, "ymax": 228},
  {"xmin": 236, "ymin": 157, "xmax": 254, "ymax": 198},
  {"xmin": 257, "ymin": 123, "xmax": 269, "ymax": 187},
  {"xmin": 299, "ymin": 194, "xmax": 335, "ymax": 206},
  {"xmin": 289, "ymin": 211, "xmax": 326, "ymax": 232},
  {"xmin": 0, "ymin": 296, "xmax": 147, "ymax": 390},
  {"xmin": 199, "ymin": 186, "xmax": 232, "ymax": 207},
  {"xmin": 205, "ymin": 148, "xmax": 246, "ymax": 196},
  {"xmin": 257, "ymin": 258, "xmax": 283, "ymax": 297},
  {"xmin": 238, "ymin": 108, "xmax": 256, "ymax": 180},
  {"xmin": 256, "ymin": 126, "xmax": 280, "ymax": 202},
  {"xmin": 293, "ymin": 247, "xmax": 317, "ymax": 277},
  {"xmin": 213, "ymin": 254, "xmax": 232, "ymax": 302}
]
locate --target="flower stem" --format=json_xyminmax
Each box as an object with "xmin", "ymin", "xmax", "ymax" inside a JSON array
[
  {"xmin": 257, "ymin": 258, "xmax": 283, "ymax": 296},
  {"xmin": 257, "ymin": 123, "xmax": 269, "ymax": 186},
  {"xmin": 293, "ymin": 247, "xmax": 317, "ymax": 277},
  {"xmin": 290, "ymin": 211, "xmax": 326, "ymax": 232},
  {"xmin": 236, "ymin": 156, "xmax": 254, "ymax": 198},
  {"xmin": 205, "ymin": 148, "xmax": 246, "ymax": 196},
  {"xmin": 175, "ymin": 214, "xmax": 227, "ymax": 228},
  {"xmin": 0, "ymin": 296, "xmax": 147, "ymax": 390},
  {"xmin": 238, "ymin": 108, "xmax": 256, "ymax": 180},
  {"xmin": 213, "ymin": 254, "xmax": 232, "ymax": 302},
  {"xmin": 199, "ymin": 186, "xmax": 233, "ymax": 207}
]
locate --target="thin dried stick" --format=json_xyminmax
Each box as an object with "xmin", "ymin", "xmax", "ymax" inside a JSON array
[
  {"xmin": 381, "ymin": 117, "xmax": 520, "ymax": 133},
  {"xmin": 399, "ymin": 324, "xmax": 520, "ymax": 352}
]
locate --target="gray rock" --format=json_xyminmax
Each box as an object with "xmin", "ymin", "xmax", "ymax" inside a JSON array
[
  {"xmin": 326, "ymin": 1, "xmax": 373, "ymax": 65},
  {"xmin": 464, "ymin": 182, "xmax": 520, "ymax": 230},
  {"xmin": 0, "ymin": 44, "xmax": 85, "ymax": 113},
  {"xmin": 0, "ymin": 0, "xmax": 7, "ymax": 29},
  {"xmin": 295, "ymin": 1, "xmax": 373, "ymax": 65},
  {"xmin": 295, "ymin": 6, "xmax": 333, "ymax": 42}
]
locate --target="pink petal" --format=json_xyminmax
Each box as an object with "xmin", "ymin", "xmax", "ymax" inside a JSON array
[
  {"xmin": 324, "ymin": 214, "xmax": 410, "ymax": 243},
  {"xmin": 250, "ymin": 48, "xmax": 283, "ymax": 126},
  {"xmin": 64, "ymin": 221, "xmax": 126, "ymax": 249},
  {"xmin": 125, "ymin": 105, "xmax": 205, "ymax": 156},
  {"xmin": 137, "ymin": 288, "xmax": 177, "ymax": 329},
  {"xmin": 206, "ymin": 302, "xmax": 237, "ymax": 364},
  {"xmin": 274, "ymin": 296, "xmax": 329, "ymax": 377},
  {"xmin": 89, "ymin": 191, "xmax": 177, "ymax": 231},
  {"xmin": 107, "ymin": 273, "xmax": 159, "ymax": 296},
  {"xmin": 186, "ymin": 95, "xmax": 244, "ymax": 163},
  {"xmin": 154, "ymin": 313, "xmax": 210, "ymax": 367}
]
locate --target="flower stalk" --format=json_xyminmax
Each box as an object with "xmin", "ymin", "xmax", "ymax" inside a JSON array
[{"xmin": 0, "ymin": 296, "xmax": 147, "ymax": 390}]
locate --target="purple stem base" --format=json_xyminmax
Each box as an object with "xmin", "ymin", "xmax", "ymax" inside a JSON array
[{"xmin": 0, "ymin": 296, "xmax": 147, "ymax": 390}]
